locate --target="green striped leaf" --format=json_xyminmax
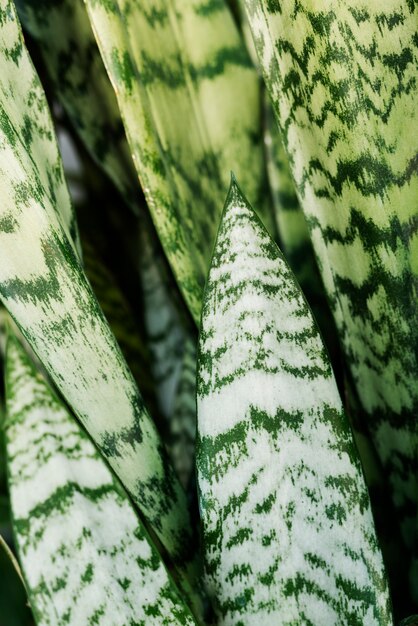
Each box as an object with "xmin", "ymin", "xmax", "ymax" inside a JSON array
[
  {"xmin": 263, "ymin": 99, "xmax": 342, "ymax": 370},
  {"xmin": 17, "ymin": 0, "xmax": 201, "ymax": 443},
  {"xmin": 0, "ymin": 0, "xmax": 193, "ymax": 570},
  {"xmin": 84, "ymin": 0, "xmax": 274, "ymax": 323},
  {"xmin": 139, "ymin": 228, "xmax": 190, "ymax": 422},
  {"xmin": 4, "ymin": 333, "xmax": 196, "ymax": 626},
  {"xmin": 196, "ymin": 178, "xmax": 392, "ymax": 625},
  {"xmin": 264, "ymin": 102, "xmax": 314, "ymax": 288},
  {"xmin": 244, "ymin": 0, "xmax": 418, "ymax": 561}
]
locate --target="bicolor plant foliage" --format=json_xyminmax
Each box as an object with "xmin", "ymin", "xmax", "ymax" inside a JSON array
[{"xmin": 0, "ymin": 0, "xmax": 416, "ymax": 624}]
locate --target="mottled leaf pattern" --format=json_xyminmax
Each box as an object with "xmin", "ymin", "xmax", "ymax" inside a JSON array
[
  {"xmin": 4, "ymin": 333, "xmax": 196, "ymax": 626},
  {"xmin": 244, "ymin": 0, "xmax": 418, "ymax": 560},
  {"xmin": 263, "ymin": 98, "xmax": 342, "ymax": 375},
  {"xmin": 17, "ymin": 0, "xmax": 201, "ymax": 441},
  {"xmin": 264, "ymin": 102, "xmax": 314, "ymax": 290},
  {"xmin": 196, "ymin": 179, "xmax": 392, "ymax": 625},
  {"xmin": 85, "ymin": 0, "xmax": 274, "ymax": 323},
  {"xmin": 139, "ymin": 228, "xmax": 189, "ymax": 421},
  {"xmin": 0, "ymin": 0, "xmax": 192, "ymax": 568}
]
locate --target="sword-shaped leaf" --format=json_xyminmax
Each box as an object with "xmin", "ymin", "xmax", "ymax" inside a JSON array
[
  {"xmin": 4, "ymin": 333, "xmax": 196, "ymax": 626},
  {"xmin": 17, "ymin": 0, "xmax": 201, "ymax": 445},
  {"xmin": 0, "ymin": 0, "xmax": 193, "ymax": 570},
  {"xmin": 243, "ymin": 0, "xmax": 418, "ymax": 568},
  {"xmin": 263, "ymin": 99, "xmax": 341, "ymax": 371},
  {"xmin": 84, "ymin": 0, "xmax": 274, "ymax": 323},
  {"xmin": 196, "ymin": 178, "xmax": 392, "ymax": 625}
]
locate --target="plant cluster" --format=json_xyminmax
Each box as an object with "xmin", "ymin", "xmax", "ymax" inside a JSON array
[{"xmin": 0, "ymin": 1, "xmax": 416, "ymax": 625}]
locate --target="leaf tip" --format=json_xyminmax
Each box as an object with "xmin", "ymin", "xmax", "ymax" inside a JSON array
[{"xmin": 226, "ymin": 171, "xmax": 243, "ymax": 210}]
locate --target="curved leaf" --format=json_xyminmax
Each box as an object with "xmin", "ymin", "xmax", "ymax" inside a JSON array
[
  {"xmin": 196, "ymin": 178, "xmax": 392, "ymax": 625},
  {"xmin": 85, "ymin": 0, "xmax": 274, "ymax": 323},
  {"xmin": 4, "ymin": 333, "xmax": 196, "ymax": 626},
  {"xmin": 17, "ymin": 1, "xmax": 201, "ymax": 446},
  {"xmin": 0, "ymin": 0, "xmax": 193, "ymax": 570},
  {"xmin": 244, "ymin": 0, "xmax": 418, "ymax": 563}
]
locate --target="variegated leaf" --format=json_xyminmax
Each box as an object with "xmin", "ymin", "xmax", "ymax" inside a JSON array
[
  {"xmin": 263, "ymin": 98, "xmax": 411, "ymax": 607},
  {"xmin": 140, "ymin": 233, "xmax": 199, "ymax": 491},
  {"xmin": 4, "ymin": 333, "xmax": 197, "ymax": 626},
  {"xmin": 244, "ymin": 0, "xmax": 418, "ymax": 568},
  {"xmin": 264, "ymin": 102, "xmax": 314, "ymax": 290},
  {"xmin": 84, "ymin": 0, "xmax": 274, "ymax": 323},
  {"xmin": 263, "ymin": 98, "xmax": 344, "ymax": 380},
  {"xmin": 196, "ymin": 178, "xmax": 392, "ymax": 625},
  {"xmin": 139, "ymin": 227, "xmax": 190, "ymax": 422},
  {"xmin": 18, "ymin": 0, "xmax": 200, "ymax": 448},
  {"xmin": 0, "ymin": 0, "xmax": 193, "ymax": 571}
]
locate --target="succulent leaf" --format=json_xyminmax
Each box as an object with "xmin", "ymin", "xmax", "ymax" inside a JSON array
[{"xmin": 196, "ymin": 178, "xmax": 392, "ymax": 625}]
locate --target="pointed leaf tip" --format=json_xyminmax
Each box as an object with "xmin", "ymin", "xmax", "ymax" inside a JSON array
[
  {"xmin": 197, "ymin": 179, "xmax": 392, "ymax": 625},
  {"xmin": 225, "ymin": 171, "xmax": 241, "ymax": 209}
]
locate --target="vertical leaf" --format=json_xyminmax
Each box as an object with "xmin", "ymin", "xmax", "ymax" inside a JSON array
[
  {"xmin": 84, "ymin": 0, "xmax": 274, "ymax": 323},
  {"xmin": 0, "ymin": 0, "xmax": 193, "ymax": 572},
  {"xmin": 244, "ymin": 0, "xmax": 418, "ymax": 567},
  {"xmin": 16, "ymin": 0, "xmax": 139, "ymax": 210},
  {"xmin": 17, "ymin": 0, "xmax": 201, "ymax": 441},
  {"xmin": 196, "ymin": 178, "xmax": 392, "ymax": 625},
  {"xmin": 169, "ymin": 335, "xmax": 198, "ymax": 490}
]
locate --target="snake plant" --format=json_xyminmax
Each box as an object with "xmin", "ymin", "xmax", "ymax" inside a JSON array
[{"xmin": 0, "ymin": 0, "xmax": 416, "ymax": 623}]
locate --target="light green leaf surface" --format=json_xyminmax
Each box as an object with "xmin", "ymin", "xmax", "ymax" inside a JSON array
[
  {"xmin": 196, "ymin": 178, "xmax": 392, "ymax": 625},
  {"xmin": 85, "ymin": 0, "xmax": 274, "ymax": 323},
  {"xmin": 4, "ymin": 333, "xmax": 196, "ymax": 626},
  {"xmin": 17, "ymin": 0, "xmax": 201, "ymax": 440},
  {"xmin": 263, "ymin": 98, "xmax": 342, "ymax": 371},
  {"xmin": 244, "ymin": 0, "xmax": 418, "ymax": 558},
  {"xmin": 264, "ymin": 101, "xmax": 313, "ymax": 283},
  {"xmin": 0, "ymin": 0, "xmax": 193, "ymax": 569}
]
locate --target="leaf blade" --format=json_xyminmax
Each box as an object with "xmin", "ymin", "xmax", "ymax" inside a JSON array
[
  {"xmin": 196, "ymin": 178, "xmax": 392, "ymax": 625},
  {"xmin": 85, "ymin": 0, "xmax": 274, "ymax": 322},
  {"xmin": 5, "ymin": 333, "xmax": 197, "ymax": 626},
  {"xmin": 244, "ymin": 0, "xmax": 418, "ymax": 574},
  {"xmin": 0, "ymin": 0, "xmax": 193, "ymax": 571}
]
